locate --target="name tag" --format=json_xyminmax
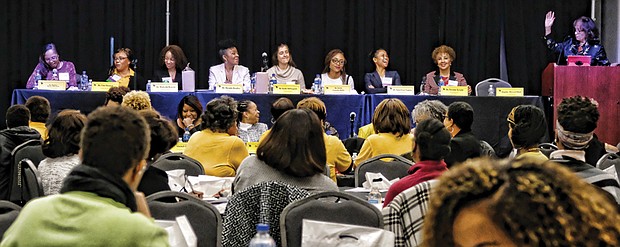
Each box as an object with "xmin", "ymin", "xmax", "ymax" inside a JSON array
[
  {"xmin": 381, "ymin": 77, "xmax": 393, "ymax": 87},
  {"xmin": 447, "ymin": 80, "xmax": 459, "ymax": 86},
  {"xmin": 215, "ymin": 84, "xmax": 243, "ymax": 94},
  {"xmin": 387, "ymin": 86, "xmax": 415, "ymax": 95},
  {"xmin": 245, "ymin": 142, "xmax": 259, "ymax": 154},
  {"xmin": 170, "ymin": 141, "xmax": 187, "ymax": 153},
  {"xmin": 496, "ymin": 87, "xmax": 524, "ymax": 97},
  {"xmin": 161, "ymin": 77, "xmax": 173, "ymax": 83},
  {"xmin": 323, "ymin": 85, "xmax": 351, "ymax": 95},
  {"xmin": 151, "ymin": 82, "xmax": 179, "ymax": 92},
  {"xmin": 37, "ymin": 80, "xmax": 66, "ymax": 91},
  {"xmin": 91, "ymin": 81, "xmax": 118, "ymax": 92},
  {"xmin": 59, "ymin": 72, "xmax": 70, "ymax": 81},
  {"xmin": 273, "ymin": 84, "xmax": 300, "ymax": 94},
  {"xmin": 440, "ymin": 86, "xmax": 469, "ymax": 96}
]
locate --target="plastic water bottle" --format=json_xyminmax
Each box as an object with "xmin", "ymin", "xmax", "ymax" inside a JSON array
[
  {"xmin": 488, "ymin": 85, "xmax": 495, "ymax": 96},
  {"xmin": 313, "ymin": 74, "xmax": 322, "ymax": 94},
  {"xmin": 80, "ymin": 71, "xmax": 89, "ymax": 90},
  {"xmin": 51, "ymin": 69, "xmax": 59, "ymax": 80},
  {"xmin": 182, "ymin": 128, "xmax": 191, "ymax": 142},
  {"xmin": 34, "ymin": 69, "xmax": 42, "ymax": 90},
  {"xmin": 146, "ymin": 80, "xmax": 152, "ymax": 92},
  {"xmin": 268, "ymin": 74, "xmax": 276, "ymax": 94},
  {"xmin": 87, "ymin": 79, "xmax": 92, "ymax": 91},
  {"xmin": 249, "ymin": 224, "xmax": 276, "ymax": 247},
  {"xmin": 368, "ymin": 180, "xmax": 382, "ymax": 207},
  {"xmin": 250, "ymin": 73, "xmax": 256, "ymax": 94}
]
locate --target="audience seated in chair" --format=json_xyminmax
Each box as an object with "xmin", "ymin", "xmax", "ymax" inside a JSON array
[
  {"xmin": 355, "ymin": 154, "xmax": 413, "ymax": 187},
  {"xmin": 443, "ymin": 101, "xmax": 481, "ymax": 167},
  {"xmin": 0, "ymin": 200, "xmax": 21, "ymax": 241},
  {"xmin": 507, "ymin": 105, "xmax": 548, "ymax": 162},
  {"xmin": 0, "ymin": 105, "xmax": 41, "ymax": 200},
  {"xmin": 121, "ymin": 90, "xmax": 152, "ymax": 111},
  {"xmin": 423, "ymin": 157, "xmax": 620, "ymax": 246},
  {"xmin": 233, "ymin": 109, "xmax": 338, "ymax": 194},
  {"xmin": 411, "ymin": 100, "xmax": 448, "ymax": 131},
  {"xmin": 25, "ymin": 96, "xmax": 50, "ymax": 140},
  {"xmin": 104, "ymin": 86, "xmax": 130, "ymax": 107},
  {"xmin": 383, "ymin": 119, "xmax": 451, "ymax": 207},
  {"xmin": 0, "ymin": 106, "xmax": 168, "ymax": 246},
  {"xmin": 38, "ymin": 110, "xmax": 86, "ymax": 196}
]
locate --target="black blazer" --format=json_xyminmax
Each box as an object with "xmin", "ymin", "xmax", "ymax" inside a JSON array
[
  {"xmin": 363, "ymin": 70, "xmax": 402, "ymax": 94},
  {"xmin": 445, "ymin": 131, "xmax": 481, "ymax": 168},
  {"xmin": 153, "ymin": 68, "xmax": 183, "ymax": 90}
]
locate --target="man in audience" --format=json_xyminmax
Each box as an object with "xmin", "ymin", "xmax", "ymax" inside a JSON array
[
  {"xmin": 0, "ymin": 105, "xmax": 41, "ymax": 200},
  {"xmin": 550, "ymin": 96, "xmax": 620, "ymax": 203},
  {"xmin": 1, "ymin": 106, "xmax": 168, "ymax": 246},
  {"xmin": 297, "ymin": 97, "xmax": 351, "ymax": 182},
  {"xmin": 25, "ymin": 95, "xmax": 51, "ymax": 139}
]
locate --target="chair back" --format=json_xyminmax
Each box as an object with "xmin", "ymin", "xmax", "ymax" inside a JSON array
[
  {"xmin": 355, "ymin": 154, "xmax": 413, "ymax": 187},
  {"xmin": 597, "ymin": 153, "xmax": 620, "ymax": 171},
  {"xmin": 383, "ymin": 180, "xmax": 438, "ymax": 247},
  {"xmin": 280, "ymin": 191, "xmax": 383, "ymax": 247},
  {"xmin": 8, "ymin": 159, "xmax": 44, "ymax": 206},
  {"xmin": 475, "ymin": 78, "xmax": 512, "ymax": 96},
  {"xmin": 222, "ymin": 181, "xmax": 310, "ymax": 247},
  {"xmin": 147, "ymin": 191, "xmax": 222, "ymax": 247},
  {"xmin": 343, "ymin": 137, "xmax": 365, "ymax": 157},
  {"xmin": 539, "ymin": 143, "xmax": 558, "ymax": 158},
  {"xmin": 0, "ymin": 200, "xmax": 21, "ymax": 241},
  {"xmin": 479, "ymin": 140, "xmax": 496, "ymax": 158},
  {"xmin": 152, "ymin": 153, "xmax": 204, "ymax": 176},
  {"xmin": 12, "ymin": 139, "xmax": 45, "ymax": 168}
]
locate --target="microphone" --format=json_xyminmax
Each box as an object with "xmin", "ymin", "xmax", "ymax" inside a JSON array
[
  {"xmin": 349, "ymin": 112, "xmax": 356, "ymax": 122},
  {"xmin": 556, "ymin": 35, "xmax": 571, "ymax": 65},
  {"xmin": 349, "ymin": 112, "xmax": 357, "ymax": 138},
  {"xmin": 261, "ymin": 52, "xmax": 269, "ymax": 72}
]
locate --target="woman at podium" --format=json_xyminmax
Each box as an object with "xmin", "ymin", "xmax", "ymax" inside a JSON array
[
  {"xmin": 543, "ymin": 11, "xmax": 610, "ymax": 66},
  {"xmin": 26, "ymin": 43, "xmax": 77, "ymax": 89}
]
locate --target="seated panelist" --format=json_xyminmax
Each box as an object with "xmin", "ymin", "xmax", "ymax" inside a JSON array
[
  {"xmin": 153, "ymin": 45, "xmax": 188, "ymax": 89},
  {"xmin": 421, "ymin": 45, "xmax": 470, "ymax": 95},
  {"xmin": 26, "ymin": 43, "xmax": 77, "ymax": 89},
  {"xmin": 265, "ymin": 43, "xmax": 306, "ymax": 89},
  {"xmin": 364, "ymin": 48, "xmax": 401, "ymax": 94},
  {"xmin": 208, "ymin": 39, "xmax": 251, "ymax": 91}
]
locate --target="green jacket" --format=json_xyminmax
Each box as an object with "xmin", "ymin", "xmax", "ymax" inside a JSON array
[{"xmin": 1, "ymin": 191, "xmax": 168, "ymax": 246}]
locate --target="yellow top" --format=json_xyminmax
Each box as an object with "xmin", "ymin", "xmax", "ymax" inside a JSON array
[
  {"xmin": 354, "ymin": 132, "xmax": 414, "ymax": 167},
  {"xmin": 29, "ymin": 121, "xmax": 47, "ymax": 140},
  {"xmin": 183, "ymin": 129, "xmax": 249, "ymax": 177},
  {"xmin": 515, "ymin": 150, "xmax": 549, "ymax": 163},
  {"xmin": 111, "ymin": 68, "xmax": 135, "ymax": 88},
  {"xmin": 357, "ymin": 123, "xmax": 375, "ymax": 139}
]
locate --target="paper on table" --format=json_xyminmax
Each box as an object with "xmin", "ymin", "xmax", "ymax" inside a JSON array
[
  {"xmin": 166, "ymin": 169, "xmax": 186, "ymax": 192},
  {"xmin": 344, "ymin": 187, "xmax": 388, "ymax": 193},
  {"xmin": 187, "ymin": 175, "xmax": 234, "ymax": 196},
  {"xmin": 362, "ymin": 172, "xmax": 399, "ymax": 190}
]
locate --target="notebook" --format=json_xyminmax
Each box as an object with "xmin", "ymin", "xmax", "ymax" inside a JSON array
[{"xmin": 567, "ymin": 55, "xmax": 591, "ymax": 66}]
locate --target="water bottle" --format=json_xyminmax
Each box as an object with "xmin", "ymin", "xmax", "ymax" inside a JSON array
[
  {"xmin": 87, "ymin": 79, "xmax": 92, "ymax": 91},
  {"xmin": 437, "ymin": 77, "xmax": 445, "ymax": 96},
  {"xmin": 250, "ymin": 73, "xmax": 256, "ymax": 94},
  {"xmin": 249, "ymin": 224, "xmax": 276, "ymax": 247},
  {"xmin": 34, "ymin": 69, "xmax": 42, "ymax": 90},
  {"xmin": 313, "ymin": 74, "xmax": 322, "ymax": 94},
  {"xmin": 51, "ymin": 69, "xmax": 59, "ymax": 80},
  {"xmin": 146, "ymin": 80, "xmax": 152, "ymax": 92},
  {"xmin": 268, "ymin": 74, "xmax": 277, "ymax": 94},
  {"xmin": 368, "ymin": 179, "xmax": 382, "ymax": 207},
  {"xmin": 488, "ymin": 85, "xmax": 495, "ymax": 96},
  {"xmin": 182, "ymin": 128, "xmax": 191, "ymax": 142},
  {"xmin": 80, "ymin": 71, "xmax": 89, "ymax": 91}
]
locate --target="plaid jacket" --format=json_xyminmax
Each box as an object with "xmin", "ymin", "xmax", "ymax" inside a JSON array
[{"xmin": 382, "ymin": 180, "xmax": 438, "ymax": 247}]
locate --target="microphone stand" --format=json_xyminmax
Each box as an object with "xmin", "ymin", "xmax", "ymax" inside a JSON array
[{"xmin": 349, "ymin": 115, "xmax": 356, "ymax": 138}]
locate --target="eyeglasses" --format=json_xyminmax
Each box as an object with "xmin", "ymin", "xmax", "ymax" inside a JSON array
[
  {"xmin": 114, "ymin": 56, "xmax": 128, "ymax": 61},
  {"xmin": 45, "ymin": 55, "xmax": 59, "ymax": 62},
  {"xmin": 331, "ymin": 59, "xmax": 346, "ymax": 65}
]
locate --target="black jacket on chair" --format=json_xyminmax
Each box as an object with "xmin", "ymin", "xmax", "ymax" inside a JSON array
[{"xmin": 0, "ymin": 126, "xmax": 41, "ymax": 200}]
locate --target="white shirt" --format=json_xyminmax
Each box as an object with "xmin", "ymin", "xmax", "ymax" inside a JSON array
[
  {"xmin": 208, "ymin": 63, "xmax": 251, "ymax": 91},
  {"xmin": 321, "ymin": 73, "xmax": 355, "ymax": 91}
]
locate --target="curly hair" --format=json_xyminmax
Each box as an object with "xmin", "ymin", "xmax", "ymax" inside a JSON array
[
  {"xmin": 121, "ymin": 91, "xmax": 152, "ymax": 111},
  {"xmin": 412, "ymin": 100, "xmax": 447, "ymax": 124},
  {"xmin": 202, "ymin": 96, "xmax": 238, "ymax": 132},
  {"xmin": 557, "ymin": 95, "xmax": 599, "ymax": 134},
  {"xmin": 138, "ymin": 109, "xmax": 178, "ymax": 160},
  {"xmin": 105, "ymin": 86, "xmax": 130, "ymax": 106},
  {"xmin": 159, "ymin": 45, "xmax": 188, "ymax": 70},
  {"xmin": 42, "ymin": 110, "xmax": 87, "ymax": 158},
  {"xmin": 423, "ymin": 157, "xmax": 620, "ymax": 247},
  {"xmin": 431, "ymin": 45, "xmax": 456, "ymax": 63},
  {"xmin": 372, "ymin": 98, "xmax": 411, "ymax": 137}
]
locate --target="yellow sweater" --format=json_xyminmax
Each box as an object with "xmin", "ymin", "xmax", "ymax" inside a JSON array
[
  {"xmin": 357, "ymin": 123, "xmax": 375, "ymax": 139},
  {"xmin": 354, "ymin": 132, "xmax": 414, "ymax": 167},
  {"xmin": 183, "ymin": 129, "xmax": 249, "ymax": 177},
  {"xmin": 29, "ymin": 121, "xmax": 47, "ymax": 140}
]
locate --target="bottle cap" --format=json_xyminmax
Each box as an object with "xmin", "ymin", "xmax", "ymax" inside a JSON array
[{"xmin": 256, "ymin": 223, "xmax": 270, "ymax": 232}]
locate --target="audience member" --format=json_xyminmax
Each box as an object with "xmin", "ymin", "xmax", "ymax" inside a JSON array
[
  {"xmin": 297, "ymin": 97, "xmax": 351, "ymax": 181},
  {"xmin": 25, "ymin": 95, "xmax": 51, "ymax": 139},
  {"xmin": 383, "ymin": 119, "xmax": 450, "ymax": 207},
  {"xmin": 208, "ymin": 39, "xmax": 251, "ymax": 91},
  {"xmin": 443, "ymin": 101, "xmax": 480, "ymax": 167},
  {"xmin": 421, "ymin": 45, "xmax": 470, "ymax": 95},
  {"xmin": 1, "ymin": 106, "xmax": 168, "ymax": 246},
  {"xmin": 270, "ymin": 97, "xmax": 294, "ymax": 124},
  {"xmin": 411, "ymin": 100, "xmax": 448, "ymax": 127},
  {"xmin": 507, "ymin": 105, "xmax": 548, "ymax": 162},
  {"xmin": 0, "ymin": 105, "xmax": 41, "ymax": 200},
  {"xmin": 363, "ymin": 48, "xmax": 401, "ymax": 94},
  {"xmin": 121, "ymin": 91, "xmax": 152, "ymax": 111},
  {"xmin": 153, "ymin": 45, "xmax": 189, "ymax": 88},
  {"xmin": 26, "ymin": 43, "xmax": 77, "ymax": 89},
  {"xmin": 184, "ymin": 96, "xmax": 249, "ymax": 177},
  {"xmin": 233, "ymin": 109, "xmax": 338, "ymax": 193},
  {"xmin": 38, "ymin": 110, "xmax": 86, "ymax": 196},
  {"xmin": 423, "ymin": 157, "xmax": 620, "ymax": 247},
  {"xmin": 354, "ymin": 98, "xmax": 413, "ymax": 166},
  {"xmin": 104, "ymin": 86, "xmax": 130, "ymax": 107},
  {"xmin": 107, "ymin": 48, "xmax": 145, "ymax": 90},
  {"xmin": 176, "ymin": 95, "xmax": 203, "ymax": 138},
  {"xmin": 321, "ymin": 49, "xmax": 355, "ymax": 92},
  {"xmin": 237, "ymin": 100, "xmax": 268, "ymax": 143},
  {"xmin": 266, "ymin": 43, "xmax": 306, "ymax": 89}
]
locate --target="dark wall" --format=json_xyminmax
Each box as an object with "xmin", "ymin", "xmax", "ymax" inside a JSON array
[{"xmin": 0, "ymin": 0, "xmax": 589, "ymax": 128}]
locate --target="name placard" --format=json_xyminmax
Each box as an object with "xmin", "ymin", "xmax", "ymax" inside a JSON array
[
  {"xmin": 245, "ymin": 142, "xmax": 259, "ymax": 154},
  {"xmin": 273, "ymin": 84, "xmax": 300, "ymax": 94},
  {"xmin": 496, "ymin": 87, "xmax": 524, "ymax": 97},
  {"xmin": 323, "ymin": 85, "xmax": 351, "ymax": 95},
  {"xmin": 151, "ymin": 82, "xmax": 179, "ymax": 92},
  {"xmin": 215, "ymin": 84, "xmax": 244, "ymax": 94},
  {"xmin": 37, "ymin": 80, "xmax": 66, "ymax": 91},
  {"xmin": 91, "ymin": 81, "xmax": 118, "ymax": 92},
  {"xmin": 440, "ymin": 86, "xmax": 468, "ymax": 96},
  {"xmin": 170, "ymin": 141, "xmax": 187, "ymax": 153},
  {"xmin": 387, "ymin": 86, "xmax": 415, "ymax": 95}
]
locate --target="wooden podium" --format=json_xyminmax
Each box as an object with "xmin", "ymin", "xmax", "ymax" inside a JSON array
[{"xmin": 542, "ymin": 63, "xmax": 620, "ymax": 145}]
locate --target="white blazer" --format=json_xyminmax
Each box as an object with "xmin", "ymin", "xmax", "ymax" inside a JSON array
[{"xmin": 208, "ymin": 63, "xmax": 251, "ymax": 91}]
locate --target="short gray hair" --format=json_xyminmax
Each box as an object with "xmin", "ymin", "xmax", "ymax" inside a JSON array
[{"xmin": 412, "ymin": 100, "xmax": 447, "ymax": 124}]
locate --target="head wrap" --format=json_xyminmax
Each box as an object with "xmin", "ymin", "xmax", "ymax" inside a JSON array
[{"xmin": 556, "ymin": 120, "xmax": 593, "ymax": 150}]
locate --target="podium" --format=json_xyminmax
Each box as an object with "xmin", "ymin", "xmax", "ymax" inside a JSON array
[{"xmin": 542, "ymin": 63, "xmax": 620, "ymax": 145}]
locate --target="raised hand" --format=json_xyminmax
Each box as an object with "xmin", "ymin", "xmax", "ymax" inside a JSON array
[{"xmin": 545, "ymin": 11, "xmax": 555, "ymax": 36}]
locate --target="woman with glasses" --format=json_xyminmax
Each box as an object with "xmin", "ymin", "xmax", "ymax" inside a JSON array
[
  {"xmin": 363, "ymin": 48, "xmax": 401, "ymax": 94},
  {"xmin": 107, "ymin": 48, "xmax": 145, "ymax": 90},
  {"xmin": 26, "ymin": 43, "xmax": 78, "ymax": 89},
  {"xmin": 543, "ymin": 11, "xmax": 610, "ymax": 66},
  {"xmin": 321, "ymin": 49, "xmax": 355, "ymax": 92}
]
